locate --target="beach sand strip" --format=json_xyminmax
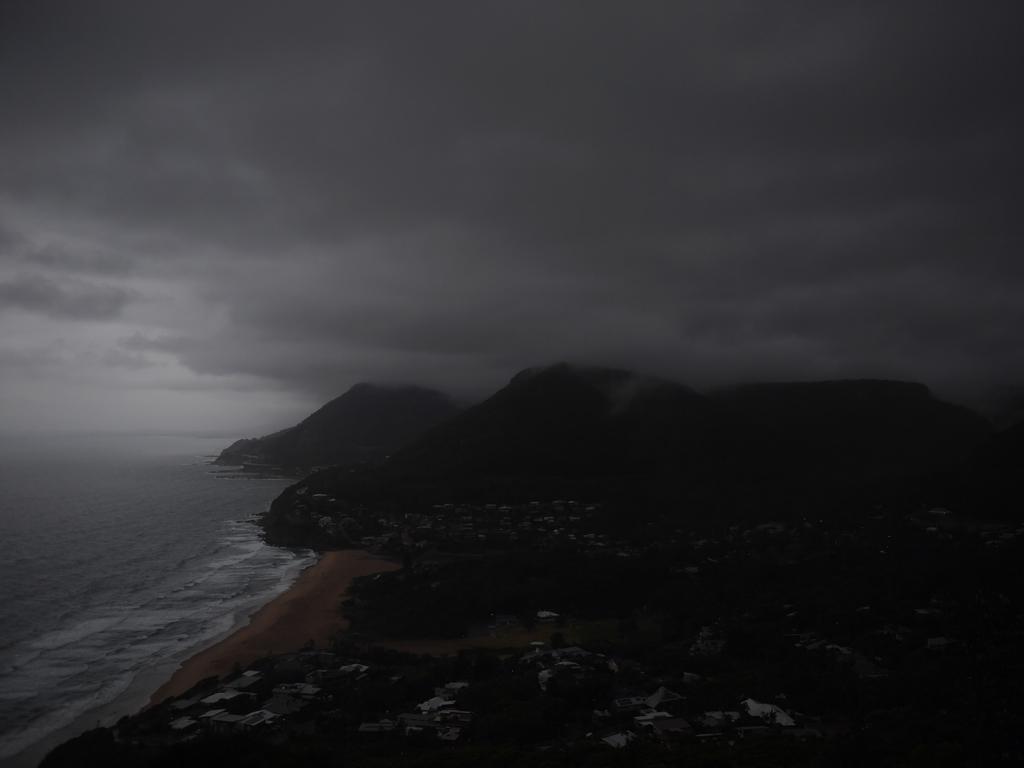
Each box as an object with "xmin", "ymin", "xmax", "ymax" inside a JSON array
[{"xmin": 148, "ymin": 549, "xmax": 399, "ymax": 705}]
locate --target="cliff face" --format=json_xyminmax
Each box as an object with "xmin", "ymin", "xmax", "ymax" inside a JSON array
[{"xmin": 215, "ymin": 383, "xmax": 459, "ymax": 470}]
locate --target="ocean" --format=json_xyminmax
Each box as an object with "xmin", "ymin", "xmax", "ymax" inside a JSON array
[{"xmin": 0, "ymin": 433, "xmax": 315, "ymax": 765}]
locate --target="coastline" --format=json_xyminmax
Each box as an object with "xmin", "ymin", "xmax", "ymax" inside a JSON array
[
  {"xmin": 148, "ymin": 548, "xmax": 400, "ymax": 705},
  {"xmin": 5, "ymin": 549, "xmax": 398, "ymax": 768}
]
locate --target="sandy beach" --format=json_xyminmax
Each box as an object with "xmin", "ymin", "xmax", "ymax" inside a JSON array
[{"xmin": 148, "ymin": 549, "xmax": 400, "ymax": 706}]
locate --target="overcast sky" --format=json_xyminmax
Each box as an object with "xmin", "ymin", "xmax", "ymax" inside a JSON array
[{"xmin": 1, "ymin": 1, "xmax": 1022, "ymax": 434}]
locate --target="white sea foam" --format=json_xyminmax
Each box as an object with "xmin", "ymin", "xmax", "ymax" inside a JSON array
[
  {"xmin": 0, "ymin": 668, "xmax": 136, "ymax": 761},
  {"xmin": 0, "ymin": 443, "xmax": 306, "ymax": 763},
  {"xmin": 0, "ymin": 536, "xmax": 313, "ymax": 760},
  {"xmin": 26, "ymin": 616, "xmax": 123, "ymax": 653}
]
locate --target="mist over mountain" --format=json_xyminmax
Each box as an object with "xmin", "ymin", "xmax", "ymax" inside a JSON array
[
  {"xmin": 215, "ymin": 383, "xmax": 458, "ymax": 469},
  {"xmin": 390, "ymin": 366, "xmax": 990, "ymax": 484},
  {"xmin": 390, "ymin": 364, "xmax": 723, "ymax": 478}
]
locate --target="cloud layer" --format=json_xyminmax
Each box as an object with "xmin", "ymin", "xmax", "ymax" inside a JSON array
[{"xmin": 1, "ymin": 1, "xmax": 1022, "ymax": 431}]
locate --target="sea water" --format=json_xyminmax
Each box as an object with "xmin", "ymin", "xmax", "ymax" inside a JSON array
[{"xmin": 0, "ymin": 433, "xmax": 314, "ymax": 764}]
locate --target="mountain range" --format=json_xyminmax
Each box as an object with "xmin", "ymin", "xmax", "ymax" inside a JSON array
[
  {"xmin": 226, "ymin": 364, "xmax": 1024, "ymax": 541},
  {"xmin": 390, "ymin": 365, "xmax": 989, "ymax": 482}
]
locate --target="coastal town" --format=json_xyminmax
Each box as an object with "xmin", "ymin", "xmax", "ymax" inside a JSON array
[
  {"xmin": 95, "ymin": 639, "xmax": 821, "ymax": 759},
  {"xmin": 276, "ymin": 485, "xmax": 1024, "ymax": 559},
  {"xmin": 43, "ymin": 498, "xmax": 1024, "ymax": 766}
]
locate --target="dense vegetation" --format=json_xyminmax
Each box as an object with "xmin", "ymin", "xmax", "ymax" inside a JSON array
[{"xmin": 42, "ymin": 512, "xmax": 1024, "ymax": 766}]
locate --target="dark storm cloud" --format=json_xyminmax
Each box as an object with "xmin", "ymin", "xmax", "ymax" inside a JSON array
[
  {"xmin": 1, "ymin": 0, "xmax": 1022, "ymax": 408},
  {"xmin": 0, "ymin": 274, "xmax": 133, "ymax": 320}
]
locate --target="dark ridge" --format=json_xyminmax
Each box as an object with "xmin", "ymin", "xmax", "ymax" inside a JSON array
[
  {"xmin": 261, "ymin": 365, "xmax": 996, "ymax": 547},
  {"xmin": 388, "ymin": 363, "xmax": 714, "ymax": 479},
  {"xmin": 709, "ymin": 378, "xmax": 992, "ymax": 485},
  {"xmin": 389, "ymin": 369, "xmax": 990, "ymax": 488},
  {"xmin": 214, "ymin": 383, "xmax": 459, "ymax": 470}
]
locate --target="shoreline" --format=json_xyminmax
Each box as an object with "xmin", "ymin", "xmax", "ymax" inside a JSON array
[
  {"xmin": 148, "ymin": 549, "xmax": 401, "ymax": 706},
  {"xmin": 4, "ymin": 549, "xmax": 399, "ymax": 768}
]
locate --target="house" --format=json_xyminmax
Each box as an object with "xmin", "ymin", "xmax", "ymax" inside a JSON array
[
  {"xmin": 633, "ymin": 710, "xmax": 673, "ymax": 727},
  {"xmin": 199, "ymin": 689, "xmax": 253, "ymax": 707},
  {"xmin": 650, "ymin": 717, "xmax": 693, "ymax": 743},
  {"xmin": 696, "ymin": 731, "xmax": 727, "ymax": 742},
  {"xmin": 538, "ymin": 669, "xmax": 556, "ymax": 691},
  {"xmin": 417, "ymin": 695, "xmax": 455, "ymax": 713},
  {"xmin": 358, "ymin": 719, "xmax": 397, "ymax": 734},
  {"xmin": 198, "ymin": 708, "xmax": 226, "ymax": 726},
  {"xmin": 436, "ymin": 709, "xmax": 473, "ymax": 725},
  {"xmin": 266, "ymin": 683, "xmax": 322, "ymax": 715},
  {"xmin": 272, "ymin": 683, "xmax": 323, "ymax": 700},
  {"xmin": 434, "ymin": 681, "xmax": 469, "ymax": 697},
  {"xmin": 645, "ymin": 686, "xmax": 683, "ymax": 709},
  {"xmin": 308, "ymin": 668, "xmax": 350, "ymax": 684},
  {"xmin": 266, "ymin": 696, "xmax": 306, "ymax": 715},
  {"xmin": 612, "ymin": 696, "xmax": 648, "ymax": 713},
  {"xmin": 311, "ymin": 662, "xmax": 369, "ymax": 684},
  {"xmin": 209, "ymin": 712, "xmax": 246, "ymax": 734},
  {"xmin": 168, "ymin": 716, "xmax": 198, "ymax": 734},
  {"xmin": 168, "ymin": 695, "xmax": 202, "ymax": 713},
  {"xmin": 927, "ymin": 636, "xmax": 957, "ymax": 651},
  {"xmin": 238, "ymin": 710, "xmax": 279, "ymax": 732},
  {"xmin": 398, "ymin": 713, "xmax": 441, "ymax": 736},
  {"xmin": 741, "ymin": 698, "xmax": 795, "ymax": 727},
  {"xmin": 690, "ymin": 626, "xmax": 725, "ymax": 657},
  {"xmin": 225, "ymin": 670, "xmax": 263, "ymax": 691},
  {"xmin": 700, "ymin": 711, "xmax": 740, "ymax": 729},
  {"xmin": 602, "ymin": 731, "xmax": 636, "ymax": 748}
]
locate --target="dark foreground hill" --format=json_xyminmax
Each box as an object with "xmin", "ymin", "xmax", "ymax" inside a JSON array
[
  {"xmin": 262, "ymin": 364, "xmax": 994, "ymax": 545},
  {"xmin": 215, "ymin": 383, "xmax": 459, "ymax": 470},
  {"xmin": 950, "ymin": 420, "xmax": 1024, "ymax": 516}
]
